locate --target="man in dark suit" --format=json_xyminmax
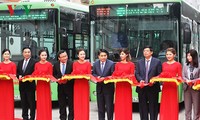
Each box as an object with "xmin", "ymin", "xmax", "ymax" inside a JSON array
[
  {"xmin": 92, "ymin": 49, "xmax": 115, "ymax": 120},
  {"xmin": 53, "ymin": 50, "xmax": 74, "ymax": 120},
  {"xmin": 135, "ymin": 46, "xmax": 162, "ymax": 120},
  {"xmin": 17, "ymin": 47, "xmax": 37, "ymax": 120}
]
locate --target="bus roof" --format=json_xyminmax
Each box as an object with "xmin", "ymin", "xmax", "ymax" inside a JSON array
[
  {"xmin": 0, "ymin": 1, "xmax": 89, "ymax": 12},
  {"xmin": 90, "ymin": 0, "xmax": 182, "ymax": 5}
]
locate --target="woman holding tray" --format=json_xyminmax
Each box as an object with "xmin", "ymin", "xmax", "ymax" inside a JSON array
[
  {"xmin": 33, "ymin": 49, "xmax": 53, "ymax": 120},
  {"xmin": 72, "ymin": 48, "xmax": 91, "ymax": 120},
  {"xmin": 0, "ymin": 49, "xmax": 16, "ymax": 120},
  {"xmin": 159, "ymin": 48, "xmax": 182, "ymax": 120},
  {"xmin": 112, "ymin": 48, "xmax": 135, "ymax": 120},
  {"xmin": 182, "ymin": 49, "xmax": 200, "ymax": 120}
]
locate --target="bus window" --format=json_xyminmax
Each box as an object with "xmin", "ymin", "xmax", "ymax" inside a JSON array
[
  {"xmin": 91, "ymin": 18, "xmax": 179, "ymax": 62},
  {"xmin": 0, "ymin": 9, "xmax": 57, "ymax": 62},
  {"xmin": 158, "ymin": 40, "xmax": 176, "ymax": 63}
]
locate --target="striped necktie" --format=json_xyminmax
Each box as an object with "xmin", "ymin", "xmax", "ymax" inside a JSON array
[{"xmin": 23, "ymin": 60, "xmax": 28, "ymax": 73}]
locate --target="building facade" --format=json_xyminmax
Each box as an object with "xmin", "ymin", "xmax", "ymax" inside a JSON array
[{"xmin": 184, "ymin": 0, "xmax": 200, "ymax": 10}]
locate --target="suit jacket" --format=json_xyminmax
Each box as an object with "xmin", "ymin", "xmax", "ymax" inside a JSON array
[
  {"xmin": 135, "ymin": 57, "xmax": 162, "ymax": 93},
  {"xmin": 53, "ymin": 60, "xmax": 74, "ymax": 85},
  {"xmin": 92, "ymin": 59, "xmax": 114, "ymax": 93},
  {"xmin": 182, "ymin": 63, "xmax": 200, "ymax": 90},
  {"xmin": 17, "ymin": 58, "xmax": 37, "ymax": 91}
]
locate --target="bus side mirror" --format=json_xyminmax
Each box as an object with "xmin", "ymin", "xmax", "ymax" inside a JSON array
[
  {"xmin": 58, "ymin": 27, "xmax": 68, "ymax": 50},
  {"xmin": 58, "ymin": 27, "xmax": 67, "ymax": 37},
  {"xmin": 73, "ymin": 13, "xmax": 88, "ymax": 33},
  {"xmin": 183, "ymin": 24, "xmax": 191, "ymax": 44}
]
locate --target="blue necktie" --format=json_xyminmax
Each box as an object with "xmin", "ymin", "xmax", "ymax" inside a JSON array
[
  {"xmin": 101, "ymin": 62, "xmax": 104, "ymax": 73},
  {"xmin": 62, "ymin": 63, "xmax": 66, "ymax": 75},
  {"xmin": 145, "ymin": 60, "xmax": 150, "ymax": 83}
]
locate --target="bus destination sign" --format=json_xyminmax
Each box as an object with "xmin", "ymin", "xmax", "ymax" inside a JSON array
[
  {"xmin": 96, "ymin": 6, "xmax": 169, "ymax": 17},
  {"xmin": 0, "ymin": 12, "xmax": 48, "ymax": 21}
]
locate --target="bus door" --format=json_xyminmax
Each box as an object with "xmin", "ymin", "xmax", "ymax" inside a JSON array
[
  {"xmin": 60, "ymin": 10, "xmax": 89, "ymax": 60},
  {"xmin": 60, "ymin": 33, "xmax": 83, "ymax": 60},
  {"xmin": 60, "ymin": 32, "xmax": 89, "ymax": 60},
  {"xmin": 74, "ymin": 34, "xmax": 89, "ymax": 60},
  {"xmin": 67, "ymin": 33, "xmax": 74, "ymax": 60}
]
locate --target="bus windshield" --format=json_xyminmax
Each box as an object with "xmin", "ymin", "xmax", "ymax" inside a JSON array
[
  {"xmin": 90, "ymin": 3, "xmax": 180, "ymax": 63},
  {"xmin": 0, "ymin": 8, "xmax": 57, "ymax": 62}
]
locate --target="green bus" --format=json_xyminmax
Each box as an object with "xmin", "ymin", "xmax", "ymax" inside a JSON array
[
  {"xmin": 0, "ymin": 1, "xmax": 89, "ymax": 101},
  {"xmin": 89, "ymin": 0, "xmax": 200, "ymax": 102}
]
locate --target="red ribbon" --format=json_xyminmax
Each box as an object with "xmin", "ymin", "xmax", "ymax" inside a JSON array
[
  {"xmin": 191, "ymin": 78, "xmax": 200, "ymax": 90},
  {"xmin": 149, "ymin": 72, "xmax": 184, "ymax": 85},
  {"xmin": 103, "ymin": 75, "xmax": 153, "ymax": 88},
  {"xmin": 21, "ymin": 74, "xmax": 57, "ymax": 82},
  {"xmin": 136, "ymin": 82, "xmax": 150, "ymax": 88},
  {"xmin": 59, "ymin": 74, "xmax": 101, "ymax": 83},
  {"xmin": 0, "ymin": 73, "xmax": 18, "ymax": 80},
  {"xmin": 103, "ymin": 75, "xmax": 137, "ymax": 84}
]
